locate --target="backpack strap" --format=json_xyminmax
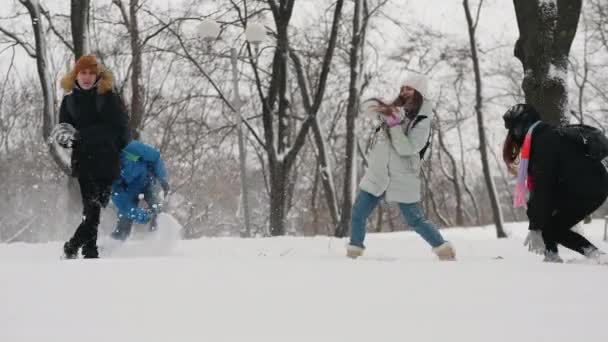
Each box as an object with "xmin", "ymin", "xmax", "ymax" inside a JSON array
[
  {"xmin": 408, "ymin": 115, "xmax": 432, "ymax": 160},
  {"xmin": 410, "ymin": 115, "xmax": 428, "ymax": 129},
  {"xmin": 405, "ymin": 115, "xmax": 428, "ymax": 133},
  {"xmin": 124, "ymin": 150, "xmax": 141, "ymax": 162}
]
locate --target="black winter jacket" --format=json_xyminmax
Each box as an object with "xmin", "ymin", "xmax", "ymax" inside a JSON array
[
  {"xmin": 527, "ymin": 123, "xmax": 608, "ymax": 230},
  {"xmin": 59, "ymin": 87, "xmax": 130, "ymax": 181}
]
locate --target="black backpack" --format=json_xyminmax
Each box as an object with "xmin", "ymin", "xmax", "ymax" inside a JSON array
[
  {"xmin": 556, "ymin": 124, "xmax": 608, "ymax": 162},
  {"xmin": 409, "ymin": 115, "xmax": 432, "ymax": 160}
]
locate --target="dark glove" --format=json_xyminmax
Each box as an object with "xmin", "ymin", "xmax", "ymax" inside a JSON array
[
  {"xmin": 127, "ymin": 208, "xmax": 152, "ymax": 225},
  {"xmin": 160, "ymin": 180, "xmax": 170, "ymax": 197}
]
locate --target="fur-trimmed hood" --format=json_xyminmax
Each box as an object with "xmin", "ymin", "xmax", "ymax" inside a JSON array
[{"xmin": 60, "ymin": 55, "xmax": 113, "ymax": 95}]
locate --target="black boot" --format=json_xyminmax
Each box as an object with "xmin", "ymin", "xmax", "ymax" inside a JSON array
[
  {"xmin": 81, "ymin": 242, "xmax": 99, "ymax": 259},
  {"xmin": 149, "ymin": 214, "xmax": 159, "ymax": 232},
  {"xmin": 63, "ymin": 241, "xmax": 79, "ymax": 259}
]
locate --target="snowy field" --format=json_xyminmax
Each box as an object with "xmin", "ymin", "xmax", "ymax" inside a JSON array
[{"xmin": 2, "ymin": 220, "xmax": 608, "ymax": 342}]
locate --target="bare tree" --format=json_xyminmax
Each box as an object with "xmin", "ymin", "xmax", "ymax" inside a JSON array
[
  {"xmin": 464, "ymin": 0, "xmax": 506, "ymax": 238},
  {"xmin": 246, "ymin": 0, "xmax": 345, "ymax": 235}
]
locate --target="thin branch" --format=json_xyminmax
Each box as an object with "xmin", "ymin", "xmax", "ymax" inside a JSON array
[
  {"xmin": 112, "ymin": 0, "xmax": 131, "ymax": 28},
  {"xmin": 311, "ymin": 0, "xmax": 344, "ymax": 112},
  {"xmin": 0, "ymin": 25, "xmax": 36, "ymax": 57},
  {"xmin": 473, "ymin": 0, "xmax": 484, "ymax": 31},
  {"xmin": 0, "ymin": 45, "xmax": 16, "ymax": 110},
  {"xmin": 40, "ymin": 7, "xmax": 74, "ymax": 53}
]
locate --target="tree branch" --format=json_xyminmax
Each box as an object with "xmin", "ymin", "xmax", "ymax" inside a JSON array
[
  {"xmin": 112, "ymin": 0, "xmax": 131, "ymax": 28},
  {"xmin": 312, "ymin": 0, "xmax": 344, "ymax": 112},
  {"xmin": 40, "ymin": 7, "xmax": 74, "ymax": 53},
  {"xmin": 0, "ymin": 25, "xmax": 36, "ymax": 57}
]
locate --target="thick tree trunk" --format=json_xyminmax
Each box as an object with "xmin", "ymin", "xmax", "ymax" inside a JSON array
[
  {"xmin": 70, "ymin": 0, "xmax": 90, "ymax": 59},
  {"xmin": 269, "ymin": 162, "xmax": 288, "ymax": 236},
  {"xmin": 513, "ymin": 0, "xmax": 582, "ymax": 125},
  {"xmin": 266, "ymin": 4, "xmax": 292, "ymax": 236}
]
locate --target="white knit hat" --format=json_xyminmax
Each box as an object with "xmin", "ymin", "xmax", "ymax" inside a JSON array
[{"xmin": 401, "ymin": 72, "xmax": 429, "ymax": 98}]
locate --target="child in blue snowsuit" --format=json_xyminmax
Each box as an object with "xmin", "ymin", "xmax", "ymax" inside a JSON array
[{"xmin": 110, "ymin": 140, "xmax": 170, "ymax": 241}]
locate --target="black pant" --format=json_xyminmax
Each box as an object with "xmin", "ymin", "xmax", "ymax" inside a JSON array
[
  {"xmin": 542, "ymin": 194, "xmax": 607, "ymax": 255},
  {"xmin": 68, "ymin": 177, "xmax": 112, "ymax": 253}
]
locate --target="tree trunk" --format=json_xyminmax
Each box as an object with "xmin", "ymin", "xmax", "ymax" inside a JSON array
[
  {"xmin": 375, "ymin": 203, "xmax": 383, "ymax": 233},
  {"xmin": 17, "ymin": 0, "xmax": 70, "ymax": 173},
  {"xmin": 464, "ymin": 0, "xmax": 507, "ymax": 238},
  {"xmin": 311, "ymin": 165, "xmax": 320, "ymax": 235},
  {"xmin": 456, "ymin": 113, "xmax": 481, "ymax": 225},
  {"xmin": 70, "ymin": 0, "xmax": 90, "ymax": 59},
  {"xmin": 311, "ymin": 117, "xmax": 340, "ymax": 226},
  {"xmin": 387, "ymin": 207, "xmax": 396, "ymax": 232},
  {"xmin": 435, "ymin": 111, "xmax": 464, "ymax": 226},
  {"xmin": 128, "ymin": 0, "xmax": 144, "ymax": 138},
  {"xmin": 269, "ymin": 162, "xmax": 288, "ymax": 236},
  {"xmin": 513, "ymin": 0, "xmax": 582, "ymax": 125},
  {"xmin": 422, "ymin": 168, "xmax": 451, "ymax": 226},
  {"xmin": 337, "ymin": 0, "xmax": 364, "ymax": 238}
]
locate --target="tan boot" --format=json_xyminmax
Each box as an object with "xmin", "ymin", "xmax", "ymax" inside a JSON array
[
  {"xmin": 433, "ymin": 242, "xmax": 456, "ymax": 261},
  {"xmin": 346, "ymin": 244, "xmax": 364, "ymax": 259}
]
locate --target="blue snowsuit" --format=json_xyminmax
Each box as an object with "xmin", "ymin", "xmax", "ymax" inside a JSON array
[{"xmin": 110, "ymin": 141, "xmax": 169, "ymax": 240}]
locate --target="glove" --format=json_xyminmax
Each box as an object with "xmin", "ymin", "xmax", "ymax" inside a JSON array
[
  {"xmin": 523, "ymin": 230, "xmax": 545, "ymax": 254},
  {"xmin": 160, "ymin": 180, "xmax": 170, "ymax": 197},
  {"xmin": 127, "ymin": 208, "xmax": 151, "ymax": 224},
  {"xmin": 384, "ymin": 113, "xmax": 402, "ymax": 127},
  {"xmin": 50, "ymin": 123, "xmax": 78, "ymax": 148}
]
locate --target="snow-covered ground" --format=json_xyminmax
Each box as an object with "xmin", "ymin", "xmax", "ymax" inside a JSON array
[{"xmin": 2, "ymin": 220, "xmax": 608, "ymax": 342}]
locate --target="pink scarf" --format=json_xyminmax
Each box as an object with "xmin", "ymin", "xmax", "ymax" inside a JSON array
[{"xmin": 513, "ymin": 121, "xmax": 541, "ymax": 208}]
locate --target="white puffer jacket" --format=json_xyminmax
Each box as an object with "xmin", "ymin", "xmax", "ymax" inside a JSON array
[{"xmin": 359, "ymin": 99, "xmax": 432, "ymax": 204}]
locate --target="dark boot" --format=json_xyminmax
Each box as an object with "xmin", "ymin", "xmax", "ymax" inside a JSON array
[
  {"xmin": 63, "ymin": 240, "xmax": 79, "ymax": 259},
  {"xmin": 111, "ymin": 216, "xmax": 133, "ymax": 241},
  {"xmin": 149, "ymin": 214, "xmax": 158, "ymax": 232},
  {"xmin": 81, "ymin": 242, "xmax": 99, "ymax": 259},
  {"xmin": 543, "ymin": 250, "xmax": 563, "ymax": 263}
]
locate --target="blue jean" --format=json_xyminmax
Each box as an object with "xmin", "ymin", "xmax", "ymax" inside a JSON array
[
  {"xmin": 111, "ymin": 180, "xmax": 163, "ymax": 241},
  {"xmin": 349, "ymin": 190, "xmax": 446, "ymax": 248}
]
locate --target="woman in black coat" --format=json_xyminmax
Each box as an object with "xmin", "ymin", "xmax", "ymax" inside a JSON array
[
  {"xmin": 502, "ymin": 104, "xmax": 608, "ymax": 263},
  {"xmin": 52, "ymin": 55, "xmax": 130, "ymax": 259}
]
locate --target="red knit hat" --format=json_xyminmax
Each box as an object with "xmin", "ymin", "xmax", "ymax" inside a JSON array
[{"xmin": 74, "ymin": 55, "xmax": 100, "ymax": 75}]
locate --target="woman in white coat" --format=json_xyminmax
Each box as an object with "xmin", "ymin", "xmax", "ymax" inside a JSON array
[{"xmin": 347, "ymin": 73, "xmax": 455, "ymax": 260}]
